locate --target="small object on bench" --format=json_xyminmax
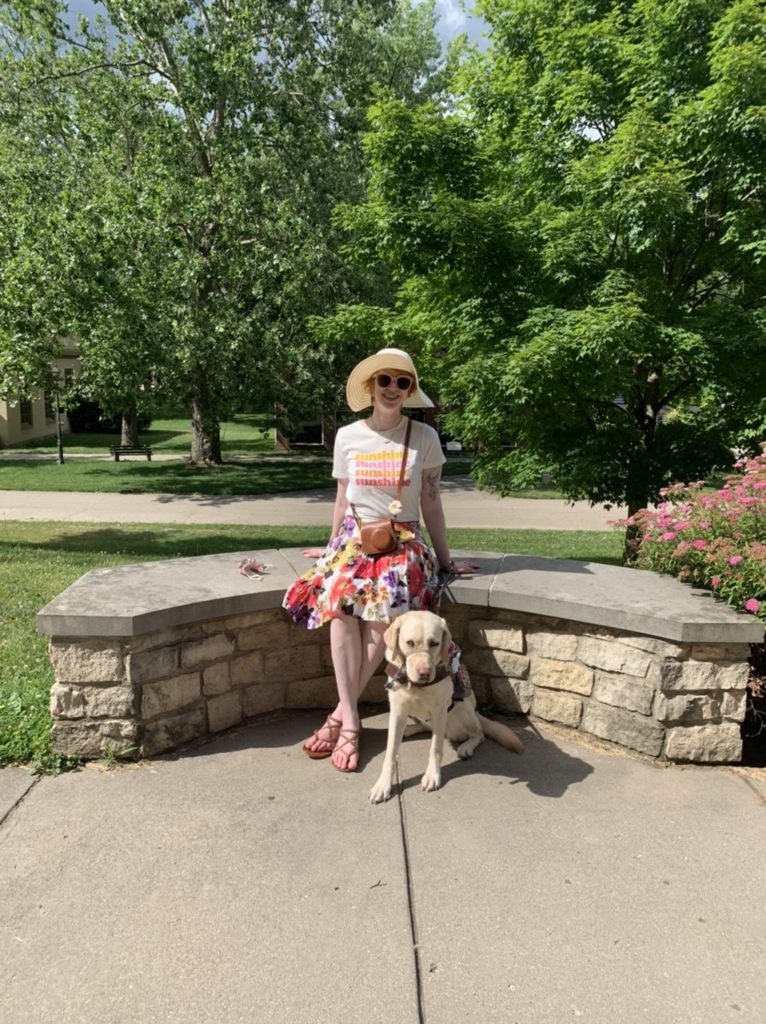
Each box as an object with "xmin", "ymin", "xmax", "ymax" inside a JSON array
[{"xmin": 109, "ymin": 445, "xmax": 152, "ymax": 461}]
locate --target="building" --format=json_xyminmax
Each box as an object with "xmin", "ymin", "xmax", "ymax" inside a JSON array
[{"xmin": 0, "ymin": 338, "xmax": 80, "ymax": 448}]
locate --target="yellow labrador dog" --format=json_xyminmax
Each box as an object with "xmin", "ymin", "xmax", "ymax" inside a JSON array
[{"xmin": 369, "ymin": 610, "xmax": 523, "ymax": 804}]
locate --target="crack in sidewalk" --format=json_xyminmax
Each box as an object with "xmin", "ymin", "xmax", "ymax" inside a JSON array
[
  {"xmin": 395, "ymin": 760, "xmax": 427, "ymax": 1024},
  {"xmin": 0, "ymin": 774, "xmax": 41, "ymax": 833}
]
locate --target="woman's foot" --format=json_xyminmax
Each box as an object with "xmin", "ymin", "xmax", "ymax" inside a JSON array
[
  {"xmin": 303, "ymin": 715, "xmax": 342, "ymax": 759},
  {"xmin": 332, "ymin": 727, "xmax": 361, "ymax": 773}
]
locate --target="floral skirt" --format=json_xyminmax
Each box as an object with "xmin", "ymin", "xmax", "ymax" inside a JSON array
[{"xmin": 282, "ymin": 516, "xmax": 440, "ymax": 629}]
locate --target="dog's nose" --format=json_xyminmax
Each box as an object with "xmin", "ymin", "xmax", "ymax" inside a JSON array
[{"xmin": 417, "ymin": 667, "xmax": 431, "ymax": 680}]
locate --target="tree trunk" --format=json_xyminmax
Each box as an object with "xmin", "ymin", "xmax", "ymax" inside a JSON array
[
  {"xmin": 121, "ymin": 406, "xmax": 139, "ymax": 447},
  {"xmin": 623, "ymin": 453, "xmax": 652, "ymax": 565},
  {"xmin": 322, "ymin": 407, "xmax": 336, "ymax": 453},
  {"xmin": 190, "ymin": 367, "xmax": 222, "ymax": 465}
]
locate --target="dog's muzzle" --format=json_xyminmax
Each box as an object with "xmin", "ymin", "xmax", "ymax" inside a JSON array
[{"xmin": 385, "ymin": 664, "xmax": 451, "ymax": 690}]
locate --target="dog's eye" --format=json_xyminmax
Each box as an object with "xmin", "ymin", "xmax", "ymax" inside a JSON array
[
  {"xmin": 406, "ymin": 640, "xmax": 415, "ymax": 648},
  {"xmin": 428, "ymin": 639, "xmax": 439, "ymax": 648}
]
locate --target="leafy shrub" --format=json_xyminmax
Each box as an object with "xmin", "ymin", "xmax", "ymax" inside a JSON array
[{"xmin": 624, "ymin": 446, "xmax": 766, "ymax": 626}]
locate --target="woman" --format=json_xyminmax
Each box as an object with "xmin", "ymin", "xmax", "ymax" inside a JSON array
[{"xmin": 282, "ymin": 347, "xmax": 474, "ymax": 773}]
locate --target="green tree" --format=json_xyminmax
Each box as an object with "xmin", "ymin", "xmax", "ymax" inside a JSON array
[
  {"xmin": 334, "ymin": 0, "xmax": 766, "ymax": 558},
  {"xmin": 1, "ymin": 1, "xmax": 443, "ymax": 460}
]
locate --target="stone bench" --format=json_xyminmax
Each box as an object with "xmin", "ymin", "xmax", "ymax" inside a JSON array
[{"xmin": 38, "ymin": 549, "xmax": 763, "ymax": 764}]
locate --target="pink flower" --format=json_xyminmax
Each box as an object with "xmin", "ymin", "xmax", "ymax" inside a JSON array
[
  {"xmin": 711, "ymin": 576, "xmax": 721, "ymax": 587},
  {"xmin": 660, "ymin": 532, "xmax": 677, "ymax": 542},
  {"xmin": 691, "ymin": 539, "xmax": 708, "ymax": 550},
  {"xmin": 728, "ymin": 555, "xmax": 743, "ymax": 565},
  {"xmin": 744, "ymin": 598, "xmax": 761, "ymax": 614}
]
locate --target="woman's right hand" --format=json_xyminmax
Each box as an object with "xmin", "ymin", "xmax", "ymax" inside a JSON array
[{"xmin": 302, "ymin": 548, "xmax": 326, "ymax": 558}]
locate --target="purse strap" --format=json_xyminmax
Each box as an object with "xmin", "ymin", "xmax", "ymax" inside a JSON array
[{"xmin": 351, "ymin": 416, "xmax": 413, "ymax": 526}]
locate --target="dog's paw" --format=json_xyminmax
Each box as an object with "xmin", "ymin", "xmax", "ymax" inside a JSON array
[
  {"xmin": 456, "ymin": 744, "xmax": 474, "ymax": 760},
  {"xmin": 420, "ymin": 769, "xmax": 441, "ymax": 792},
  {"xmin": 369, "ymin": 779, "xmax": 393, "ymax": 804}
]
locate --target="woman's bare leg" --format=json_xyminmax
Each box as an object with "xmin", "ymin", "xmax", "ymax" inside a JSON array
[{"xmin": 303, "ymin": 617, "xmax": 388, "ymax": 770}]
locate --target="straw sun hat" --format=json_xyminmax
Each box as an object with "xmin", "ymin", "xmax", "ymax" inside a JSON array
[{"xmin": 345, "ymin": 347, "xmax": 434, "ymax": 412}]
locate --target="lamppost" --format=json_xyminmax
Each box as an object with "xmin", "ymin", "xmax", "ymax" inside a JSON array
[{"xmin": 52, "ymin": 367, "xmax": 64, "ymax": 464}]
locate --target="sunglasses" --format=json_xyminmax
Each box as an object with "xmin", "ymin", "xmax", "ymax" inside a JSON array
[{"xmin": 376, "ymin": 372, "xmax": 413, "ymax": 391}]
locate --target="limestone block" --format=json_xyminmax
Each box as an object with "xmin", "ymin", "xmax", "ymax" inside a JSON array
[
  {"xmin": 466, "ymin": 672, "xmax": 490, "ymax": 703},
  {"xmin": 237, "ymin": 621, "xmax": 291, "ymax": 651},
  {"xmin": 142, "ymin": 672, "xmax": 201, "ymax": 719},
  {"xmin": 465, "ymin": 648, "xmax": 530, "ymax": 679},
  {"xmin": 203, "ymin": 662, "xmax": 231, "ymax": 696},
  {"xmin": 201, "ymin": 610, "xmax": 279, "ymax": 633},
  {"xmin": 592, "ymin": 671, "xmax": 655, "ymax": 716},
  {"xmin": 242, "ymin": 680, "xmax": 288, "ymax": 717},
  {"xmin": 50, "ymin": 684, "xmax": 86, "ymax": 719},
  {"xmin": 531, "ymin": 690, "xmax": 582, "ymax": 729},
  {"xmin": 361, "ymin": 674, "xmax": 388, "ymax": 703},
  {"xmin": 654, "ymin": 693, "xmax": 722, "ymax": 726},
  {"xmin": 490, "ymin": 677, "xmax": 535, "ymax": 714},
  {"xmin": 230, "ymin": 652, "xmax": 264, "ymax": 688},
  {"xmin": 50, "ymin": 642, "xmax": 125, "ymax": 684},
  {"xmin": 262, "ymin": 645, "xmax": 321, "ymax": 682},
  {"xmin": 321, "ymin": 644, "xmax": 335, "ymax": 671},
  {"xmin": 181, "ymin": 634, "xmax": 235, "ymax": 668},
  {"xmin": 665, "ymin": 724, "xmax": 743, "ymax": 764},
  {"xmin": 657, "ymin": 659, "xmax": 750, "ymax": 692},
  {"xmin": 286, "ymin": 674, "xmax": 340, "ymax": 708},
  {"xmin": 722, "ymin": 690, "xmax": 748, "ymax": 722},
  {"xmin": 689, "ymin": 643, "xmax": 753, "ymax": 662},
  {"xmin": 207, "ymin": 691, "xmax": 243, "ymax": 733},
  {"xmin": 580, "ymin": 703, "xmax": 664, "ymax": 758},
  {"xmin": 141, "ymin": 707, "xmax": 207, "ymax": 757},
  {"xmin": 616, "ymin": 635, "xmax": 687, "ymax": 659},
  {"xmin": 468, "ymin": 620, "xmax": 525, "ymax": 653},
  {"xmin": 129, "ymin": 627, "xmax": 189, "ymax": 654},
  {"xmin": 531, "ymin": 657, "xmax": 593, "ymax": 696},
  {"xmin": 52, "ymin": 719, "xmax": 138, "ymax": 759},
  {"xmin": 576, "ymin": 637, "xmax": 651, "ymax": 677},
  {"xmin": 127, "ymin": 646, "xmax": 179, "ymax": 685},
  {"xmin": 526, "ymin": 631, "xmax": 578, "ymax": 661},
  {"xmin": 84, "ymin": 686, "xmax": 137, "ymax": 720}
]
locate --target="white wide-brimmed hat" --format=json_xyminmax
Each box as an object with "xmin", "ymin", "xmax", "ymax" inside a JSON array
[{"xmin": 345, "ymin": 347, "xmax": 434, "ymax": 412}]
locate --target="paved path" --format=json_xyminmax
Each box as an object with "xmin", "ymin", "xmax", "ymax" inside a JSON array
[
  {"xmin": 2, "ymin": 714, "xmax": 764, "ymax": 1024},
  {"xmin": 0, "ymin": 478, "xmax": 626, "ymax": 530}
]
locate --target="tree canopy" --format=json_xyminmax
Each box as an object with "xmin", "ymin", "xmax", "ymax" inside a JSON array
[
  {"xmin": 0, "ymin": 0, "xmax": 443, "ymax": 458},
  {"xmin": 333, "ymin": 0, "xmax": 766, "ymax": 552}
]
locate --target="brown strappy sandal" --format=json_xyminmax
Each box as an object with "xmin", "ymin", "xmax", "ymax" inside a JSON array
[
  {"xmin": 303, "ymin": 715, "xmax": 342, "ymax": 760},
  {"xmin": 332, "ymin": 727, "xmax": 361, "ymax": 773}
]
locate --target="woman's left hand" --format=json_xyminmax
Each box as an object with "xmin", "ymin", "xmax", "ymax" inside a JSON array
[{"xmin": 451, "ymin": 560, "xmax": 479, "ymax": 575}]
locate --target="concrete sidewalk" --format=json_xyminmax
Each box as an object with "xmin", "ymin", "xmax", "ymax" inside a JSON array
[
  {"xmin": 2, "ymin": 713, "xmax": 764, "ymax": 1023},
  {"xmin": 0, "ymin": 478, "xmax": 626, "ymax": 530}
]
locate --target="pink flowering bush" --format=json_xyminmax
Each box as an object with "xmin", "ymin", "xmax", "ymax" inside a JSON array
[{"xmin": 621, "ymin": 445, "xmax": 766, "ymax": 628}]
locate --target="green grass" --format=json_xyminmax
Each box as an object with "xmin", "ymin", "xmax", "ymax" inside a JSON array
[
  {"xmin": 4, "ymin": 414, "xmax": 279, "ymax": 456},
  {"xmin": 0, "ymin": 520, "xmax": 623, "ymax": 773},
  {"xmin": 0, "ymin": 457, "xmax": 478, "ymax": 494}
]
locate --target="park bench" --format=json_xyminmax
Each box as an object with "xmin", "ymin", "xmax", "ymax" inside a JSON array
[
  {"xmin": 109, "ymin": 445, "xmax": 152, "ymax": 461},
  {"xmin": 38, "ymin": 549, "xmax": 761, "ymax": 763}
]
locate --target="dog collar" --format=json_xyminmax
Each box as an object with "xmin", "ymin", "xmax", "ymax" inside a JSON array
[{"xmin": 385, "ymin": 664, "xmax": 451, "ymax": 690}]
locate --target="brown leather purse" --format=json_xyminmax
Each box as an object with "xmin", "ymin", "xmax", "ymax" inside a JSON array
[{"xmin": 351, "ymin": 418, "xmax": 412, "ymax": 557}]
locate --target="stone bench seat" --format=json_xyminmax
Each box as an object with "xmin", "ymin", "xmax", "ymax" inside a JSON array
[{"xmin": 38, "ymin": 549, "xmax": 763, "ymax": 764}]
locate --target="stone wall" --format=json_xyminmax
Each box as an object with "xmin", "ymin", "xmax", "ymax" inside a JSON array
[
  {"xmin": 443, "ymin": 607, "xmax": 749, "ymax": 764},
  {"xmin": 49, "ymin": 608, "xmax": 388, "ymax": 759},
  {"xmin": 49, "ymin": 603, "xmax": 750, "ymax": 764}
]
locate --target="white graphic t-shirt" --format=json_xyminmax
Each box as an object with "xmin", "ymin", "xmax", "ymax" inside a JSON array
[{"xmin": 332, "ymin": 418, "xmax": 445, "ymax": 521}]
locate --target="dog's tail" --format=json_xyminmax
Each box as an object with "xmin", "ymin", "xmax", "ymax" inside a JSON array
[{"xmin": 477, "ymin": 714, "xmax": 524, "ymax": 754}]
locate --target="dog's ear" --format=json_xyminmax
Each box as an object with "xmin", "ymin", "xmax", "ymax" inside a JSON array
[
  {"xmin": 438, "ymin": 617, "xmax": 452, "ymax": 665},
  {"xmin": 384, "ymin": 618, "xmax": 404, "ymax": 667}
]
